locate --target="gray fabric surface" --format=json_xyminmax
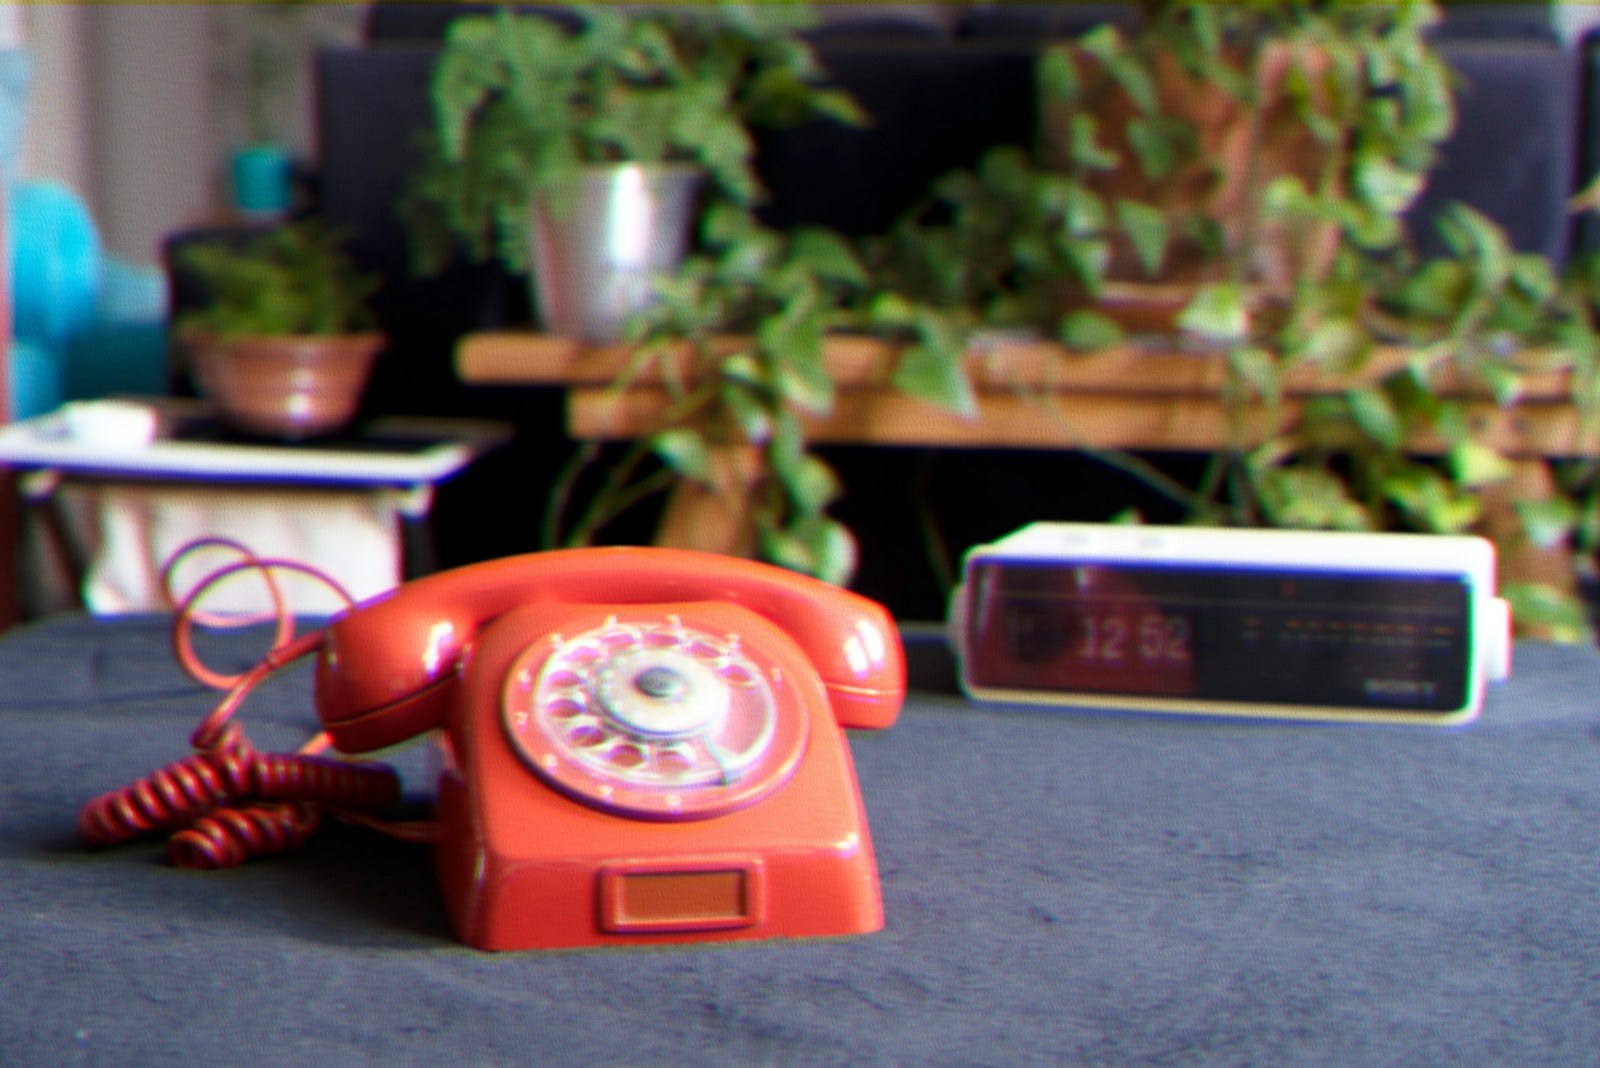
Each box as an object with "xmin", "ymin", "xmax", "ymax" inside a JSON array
[{"xmin": 1, "ymin": 615, "xmax": 1596, "ymax": 1066}]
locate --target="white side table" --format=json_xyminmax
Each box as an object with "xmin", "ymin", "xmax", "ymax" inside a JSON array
[{"xmin": 0, "ymin": 398, "xmax": 512, "ymax": 614}]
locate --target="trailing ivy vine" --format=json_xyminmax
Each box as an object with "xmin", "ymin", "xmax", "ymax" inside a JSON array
[
  {"xmin": 853, "ymin": 0, "xmax": 1600, "ymax": 636},
  {"xmin": 543, "ymin": 203, "xmax": 873, "ymax": 585}
]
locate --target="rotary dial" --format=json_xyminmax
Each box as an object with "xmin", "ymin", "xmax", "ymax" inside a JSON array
[{"xmin": 503, "ymin": 615, "xmax": 806, "ymax": 819}]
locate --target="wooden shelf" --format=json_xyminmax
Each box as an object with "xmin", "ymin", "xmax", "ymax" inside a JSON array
[
  {"xmin": 458, "ymin": 332, "xmax": 895, "ymax": 389},
  {"xmin": 458, "ymin": 329, "xmax": 1578, "ymax": 398},
  {"xmin": 454, "ymin": 330, "xmax": 1592, "ymax": 607},
  {"xmin": 567, "ymin": 385, "xmax": 1592, "ymax": 458},
  {"xmin": 458, "ymin": 331, "xmax": 1592, "ymax": 458}
]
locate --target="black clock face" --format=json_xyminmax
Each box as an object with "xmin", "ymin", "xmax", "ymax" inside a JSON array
[{"xmin": 963, "ymin": 560, "xmax": 1473, "ymax": 713}]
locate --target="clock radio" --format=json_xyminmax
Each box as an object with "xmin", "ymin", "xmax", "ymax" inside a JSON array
[{"xmin": 949, "ymin": 523, "xmax": 1512, "ymax": 724}]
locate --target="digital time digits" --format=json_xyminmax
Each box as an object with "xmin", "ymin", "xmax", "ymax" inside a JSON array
[{"xmin": 1074, "ymin": 610, "xmax": 1192, "ymax": 666}]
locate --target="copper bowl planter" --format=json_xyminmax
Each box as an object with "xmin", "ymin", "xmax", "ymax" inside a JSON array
[{"xmin": 187, "ymin": 333, "xmax": 384, "ymax": 440}]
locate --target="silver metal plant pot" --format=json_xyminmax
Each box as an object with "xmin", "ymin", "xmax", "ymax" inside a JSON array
[{"xmin": 529, "ymin": 162, "xmax": 704, "ymax": 344}]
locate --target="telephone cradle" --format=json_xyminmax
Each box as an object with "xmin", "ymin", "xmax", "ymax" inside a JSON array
[{"xmin": 85, "ymin": 546, "xmax": 906, "ymax": 952}]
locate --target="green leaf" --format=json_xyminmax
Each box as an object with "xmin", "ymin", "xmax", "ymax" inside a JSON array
[
  {"xmin": 1382, "ymin": 468, "xmax": 1481, "ymax": 533},
  {"xmin": 1059, "ymin": 236, "xmax": 1112, "ymax": 295},
  {"xmin": 759, "ymin": 516, "xmax": 857, "ymax": 586},
  {"xmin": 893, "ymin": 338, "xmax": 975, "ymax": 417},
  {"xmin": 1353, "ymin": 154, "xmax": 1426, "ymax": 216},
  {"xmin": 1437, "ymin": 205, "xmax": 1513, "ymax": 290},
  {"xmin": 1472, "ymin": 361, "xmax": 1524, "ymax": 408},
  {"xmin": 1345, "ymin": 386, "xmax": 1404, "ymax": 452},
  {"xmin": 718, "ymin": 381, "xmax": 773, "ymax": 444},
  {"xmin": 1113, "ymin": 198, "xmax": 1170, "ymax": 278},
  {"xmin": 648, "ymin": 427, "xmax": 713, "ymax": 483},
  {"xmin": 1066, "ymin": 114, "xmax": 1120, "ymax": 171},
  {"xmin": 702, "ymin": 201, "xmax": 756, "ymax": 246},
  {"xmin": 1300, "ymin": 319, "xmax": 1368, "ymax": 371},
  {"xmin": 174, "ymin": 223, "xmax": 377, "ymax": 336},
  {"xmin": 1010, "ymin": 233, "xmax": 1051, "ymax": 271},
  {"xmin": 1038, "ymin": 46, "xmax": 1079, "ymax": 103},
  {"xmin": 714, "ymin": 228, "xmax": 782, "ymax": 282},
  {"xmin": 1177, "ymin": 283, "xmax": 1250, "ymax": 342},
  {"xmin": 788, "ymin": 229, "xmax": 868, "ymax": 288},
  {"xmin": 1187, "ymin": 3, "xmax": 1222, "ymax": 57},
  {"xmin": 1255, "ymin": 466, "xmax": 1373, "ymax": 531},
  {"xmin": 1059, "ymin": 185, "xmax": 1107, "ymax": 237},
  {"xmin": 1227, "ymin": 346, "xmax": 1279, "ymax": 405},
  {"xmin": 806, "ymin": 88, "xmax": 869, "ymax": 128},
  {"xmin": 1077, "ymin": 24, "xmax": 1123, "ymax": 66},
  {"xmin": 1108, "ymin": 53, "xmax": 1158, "ymax": 114},
  {"xmin": 1509, "ymin": 253, "xmax": 1557, "ymax": 304},
  {"xmin": 1501, "ymin": 581, "xmax": 1592, "ymax": 643},
  {"xmin": 1515, "ymin": 497, "xmax": 1579, "ymax": 550},
  {"xmin": 868, "ymin": 292, "xmax": 918, "ymax": 331},
  {"xmin": 1058, "ymin": 310, "xmax": 1124, "ymax": 352},
  {"xmin": 1449, "ymin": 441, "xmax": 1514, "ymax": 488},
  {"xmin": 1126, "ymin": 117, "xmax": 1177, "ymax": 180},
  {"xmin": 781, "ymin": 454, "xmax": 841, "ymax": 517},
  {"xmin": 1262, "ymin": 174, "xmax": 1314, "ymax": 220},
  {"xmin": 774, "ymin": 358, "xmax": 835, "ymax": 415},
  {"xmin": 1399, "ymin": 56, "xmax": 1456, "ymax": 143},
  {"xmin": 1398, "ymin": 261, "xmax": 1468, "ymax": 320},
  {"xmin": 977, "ymin": 145, "xmax": 1033, "ymax": 195},
  {"xmin": 809, "ymin": 518, "xmax": 859, "ymax": 586}
]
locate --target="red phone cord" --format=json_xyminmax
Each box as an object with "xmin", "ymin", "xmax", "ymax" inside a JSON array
[
  {"xmin": 78, "ymin": 543, "xmax": 430, "ymax": 869},
  {"xmin": 77, "ymin": 710, "xmax": 405, "ymax": 869}
]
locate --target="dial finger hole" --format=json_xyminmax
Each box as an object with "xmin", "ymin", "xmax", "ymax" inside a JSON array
[
  {"xmin": 718, "ymin": 664, "xmax": 759, "ymax": 687},
  {"xmin": 601, "ymin": 628, "xmax": 642, "ymax": 651},
  {"xmin": 562, "ymin": 645, "xmax": 606, "ymax": 671},
  {"xmin": 543, "ymin": 669, "xmax": 585, "ymax": 692},
  {"xmin": 568, "ymin": 723, "xmax": 608, "ymax": 749},
  {"xmin": 655, "ymin": 745, "xmax": 697, "ymax": 775},
  {"xmin": 543, "ymin": 696, "xmax": 586, "ymax": 719},
  {"xmin": 605, "ymin": 744, "xmax": 646, "ymax": 770}
]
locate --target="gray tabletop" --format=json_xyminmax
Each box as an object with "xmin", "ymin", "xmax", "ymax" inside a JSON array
[{"xmin": 1, "ymin": 615, "xmax": 1595, "ymax": 1066}]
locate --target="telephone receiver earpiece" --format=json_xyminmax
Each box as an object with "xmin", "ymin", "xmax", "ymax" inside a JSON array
[{"xmin": 313, "ymin": 547, "xmax": 905, "ymax": 753}]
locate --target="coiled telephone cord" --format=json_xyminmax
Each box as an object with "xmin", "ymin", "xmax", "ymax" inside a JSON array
[{"xmin": 77, "ymin": 539, "xmax": 432, "ymax": 869}]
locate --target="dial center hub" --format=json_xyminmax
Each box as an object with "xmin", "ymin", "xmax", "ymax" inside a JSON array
[{"xmin": 596, "ymin": 649, "xmax": 727, "ymax": 737}]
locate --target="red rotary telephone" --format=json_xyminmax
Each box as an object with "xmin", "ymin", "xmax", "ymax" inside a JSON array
[
  {"xmin": 316, "ymin": 546, "xmax": 905, "ymax": 950},
  {"xmin": 87, "ymin": 546, "xmax": 905, "ymax": 951}
]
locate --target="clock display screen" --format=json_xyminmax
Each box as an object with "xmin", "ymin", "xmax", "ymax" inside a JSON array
[{"xmin": 963, "ymin": 560, "xmax": 1473, "ymax": 712}]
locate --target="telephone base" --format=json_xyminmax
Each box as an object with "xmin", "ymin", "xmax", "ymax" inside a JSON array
[
  {"xmin": 435, "ymin": 769, "xmax": 884, "ymax": 951},
  {"xmin": 432, "ymin": 601, "xmax": 888, "ymax": 952}
]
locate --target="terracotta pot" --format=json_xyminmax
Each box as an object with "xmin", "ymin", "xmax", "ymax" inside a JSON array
[
  {"xmin": 1042, "ymin": 39, "xmax": 1339, "ymax": 301},
  {"xmin": 188, "ymin": 332, "xmax": 383, "ymax": 440}
]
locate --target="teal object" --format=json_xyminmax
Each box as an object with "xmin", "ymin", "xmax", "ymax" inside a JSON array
[
  {"xmin": 8, "ymin": 338, "xmax": 63, "ymax": 421},
  {"xmin": 230, "ymin": 143, "xmax": 293, "ymax": 218},
  {"xmin": 11, "ymin": 179, "xmax": 101, "ymax": 352},
  {"xmin": 65, "ymin": 258, "xmax": 169, "ymax": 401},
  {"xmin": 8, "ymin": 178, "xmax": 169, "ymax": 406}
]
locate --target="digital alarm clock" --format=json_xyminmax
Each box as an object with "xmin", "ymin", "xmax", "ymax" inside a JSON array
[{"xmin": 950, "ymin": 523, "xmax": 1512, "ymax": 724}]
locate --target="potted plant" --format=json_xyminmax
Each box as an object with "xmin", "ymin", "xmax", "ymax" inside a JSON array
[
  {"xmin": 405, "ymin": 3, "xmax": 864, "ymax": 343},
  {"xmin": 874, "ymin": 0, "xmax": 1453, "ymax": 349},
  {"xmin": 864, "ymin": 0, "xmax": 1600, "ymax": 636},
  {"xmin": 175, "ymin": 221, "xmax": 383, "ymax": 440}
]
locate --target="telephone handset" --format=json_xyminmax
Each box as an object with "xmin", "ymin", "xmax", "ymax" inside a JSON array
[
  {"xmin": 314, "ymin": 545, "xmax": 903, "ymax": 749},
  {"xmin": 312, "ymin": 546, "xmax": 905, "ymax": 950}
]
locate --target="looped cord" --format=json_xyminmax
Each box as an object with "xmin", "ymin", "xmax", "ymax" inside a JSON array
[
  {"xmin": 161, "ymin": 537, "xmax": 358, "ymax": 691},
  {"xmin": 78, "ymin": 539, "xmax": 433, "ymax": 868}
]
